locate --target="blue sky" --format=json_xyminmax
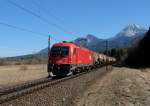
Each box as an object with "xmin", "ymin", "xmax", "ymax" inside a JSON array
[{"xmin": 0, "ymin": 0, "xmax": 150, "ymax": 57}]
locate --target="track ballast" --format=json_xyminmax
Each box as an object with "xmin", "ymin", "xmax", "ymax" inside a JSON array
[{"xmin": 0, "ymin": 66, "xmax": 111, "ymax": 104}]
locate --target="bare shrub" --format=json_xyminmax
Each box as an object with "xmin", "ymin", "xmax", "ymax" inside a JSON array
[
  {"xmin": 20, "ymin": 65, "xmax": 28, "ymax": 71},
  {"xmin": 0, "ymin": 59, "xmax": 6, "ymax": 66},
  {"xmin": 14, "ymin": 62, "xmax": 22, "ymax": 65}
]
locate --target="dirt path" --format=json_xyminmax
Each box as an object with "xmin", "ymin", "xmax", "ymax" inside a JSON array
[{"xmin": 75, "ymin": 67, "xmax": 150, "ymax": 106}]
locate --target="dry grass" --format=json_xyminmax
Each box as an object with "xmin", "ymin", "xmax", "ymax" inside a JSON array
[
  {"xmin": 0, "ymin": 64, "xmax": 47, "ymax": 87},
  {"xmin": 19, "ymin": 65, "xmax": 28, "ymax": 71}
]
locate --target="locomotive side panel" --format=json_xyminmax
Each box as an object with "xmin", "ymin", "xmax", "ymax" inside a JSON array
[
  {"xmin": 70, "ymin": 47, "xmax": 77, "ymax": 65},
  {"xmin": 76, "ymin": 48, "xmax": 93, "ymax": 65}
]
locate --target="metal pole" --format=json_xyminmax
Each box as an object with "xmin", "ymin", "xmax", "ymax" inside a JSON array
[
  {"xmin": 106, "ymin": 40, "xmax": 108, "ymax": 71},
  {"xmin": 48, "ymin": 35, "xmax": 50, "ymax": 63},
  {"xmin": 48, "ymin": 35, "xmax": 50, "ymax": 54},
  {"xmin": 47, "ymin": 35, "xmax": 51, "ymax": 77}
]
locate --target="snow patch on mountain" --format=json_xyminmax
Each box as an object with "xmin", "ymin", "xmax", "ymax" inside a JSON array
[{"xmin": 115, "ymin": 24, "xmax": 147, "ymax": 37}]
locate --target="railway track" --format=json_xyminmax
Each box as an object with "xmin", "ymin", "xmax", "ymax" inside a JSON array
[{"xmin": 0, "ymin": 66, "xmax": 108, "ymax": 104}]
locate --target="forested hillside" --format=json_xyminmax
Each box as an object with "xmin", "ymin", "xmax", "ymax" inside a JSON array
[{"xmin": 125, "ymin": 27, "xmax": 150, "ymax": 68}]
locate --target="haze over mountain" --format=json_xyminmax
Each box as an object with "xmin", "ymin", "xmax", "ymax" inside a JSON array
[{"xmin": 39, "ymin": 24, "xmax": 147, "ymax": 53}]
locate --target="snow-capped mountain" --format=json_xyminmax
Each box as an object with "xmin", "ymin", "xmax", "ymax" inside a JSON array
[
  {"xmin": 115, "ymin": 24, "xmax": 147, "ymax": 38},
  {"xmin": 39, "ymin": 24, "xmax": 147, "ymax": 53},
  {"xmin": 104, "ymin": 24, "xmax": 147, "ymax": 48},
  {"xmin": 73, "ymin": 24, "xmax": 147, "ymax": 52}
]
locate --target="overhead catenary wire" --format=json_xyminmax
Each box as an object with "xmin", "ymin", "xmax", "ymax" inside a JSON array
[
  {"xmin": 31, "ymin": 0, "xmax": 81, "ymax": 41},
  {"xmin": 31, "ymin": 0, "xmax": 64, "ymax": 24},
  {"xmin": 0, "ymin": 21, "xmax": 61, "ymax": 43},
  {"xmin": 31, "ymin": 0, "xmax": 76, "ymax": 42},
  {"xmin": 0, "ymin": 1, "xmax": 64, "ymax": 56},
  {"xmin": 0, "ymin": 21, "xmax": 60, "ymax": 51},
  {"xmin": 7, "ymin": 0, "xmax": 78, "ymax": 37},
  {"xmin": 0, "ymin": 23, "xmax": 62, "ymax": 49},
  {"xmin": 0, "ymin": 0, "xmax": 76, "ymax": 56},
  {"xmin": 0, "ymin": 21, "xmax": 48, "ymax": 38},
  {"xmin": 31, "ymin": 0, "xmax": 41, "ymax": 16}
]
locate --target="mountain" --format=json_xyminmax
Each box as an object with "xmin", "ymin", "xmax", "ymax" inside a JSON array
[
  {"xmin": 115, "ymin": 24, "xmax": 147, "ymax": 38},
  {"xmin": 107, "ymin": 24, "xmax": 147, "ymax": 48},
  {"xmin": 39, "ymin": 24, "xmax": 147, "ymax": 54},
  {"xmin": 39, "ymin": 48, "xmax": 48, "ymax": 54},
  {"xmin": 1, "ymin": 24, "xmax": 147, "ymax": 63},
  {"xmin": 74, "ymin": 34, "xmax": 103, "ymax": 48},
  {"xmin": 73, "ymin": 24, "xmax": 147, "ymax": 52}
]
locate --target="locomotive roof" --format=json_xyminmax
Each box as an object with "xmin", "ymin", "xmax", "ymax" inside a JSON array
[
  {"xmin": 52, "ymin": 42, "xmax": 92, "ymax": 52},
  {"xmin": 52, "ymin": 42, "xmax": 78, "ymax": 47}
]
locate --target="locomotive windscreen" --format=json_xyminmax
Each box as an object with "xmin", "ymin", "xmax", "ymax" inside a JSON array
[{"xmin": 51, "ymin": 46, "xmax": 69, "ymax": 56}]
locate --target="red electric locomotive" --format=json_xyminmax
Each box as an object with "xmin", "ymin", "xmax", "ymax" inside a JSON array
[{"xmin": 48, "ymin": 42, "xmax": 94, "ymax": 77}]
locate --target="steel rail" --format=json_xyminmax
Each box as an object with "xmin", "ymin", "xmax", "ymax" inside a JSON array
[{"xmin": 0, "ymin": 66, "xmax": 111, "ymax": 104}]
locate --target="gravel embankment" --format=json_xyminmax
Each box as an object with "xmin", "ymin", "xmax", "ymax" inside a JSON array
[
  {"xmin": 76, "ymin": 67, "xmax": 150, "ymax": 106},
  {"xmin": 0, "ymin": 67, "xmax": 110, "ymax": 106}
]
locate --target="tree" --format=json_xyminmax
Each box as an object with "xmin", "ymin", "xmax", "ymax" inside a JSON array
[
  {"xmin": 125, "ymin": 27, "xmax": 150, "ymax": 68},
  {"xmin": 110, "ymin": 48, "xmax": 117, "ymax": 57}
]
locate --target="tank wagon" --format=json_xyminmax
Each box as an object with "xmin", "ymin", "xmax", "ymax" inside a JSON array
[{"xmin": 48, "ymin": 42, "xmax": 116, "ymax": 77}]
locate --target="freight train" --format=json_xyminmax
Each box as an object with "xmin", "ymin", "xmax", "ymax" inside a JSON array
[{"xmin": 47, "ymin": 42, "xmax": 116, "ymax": 77}]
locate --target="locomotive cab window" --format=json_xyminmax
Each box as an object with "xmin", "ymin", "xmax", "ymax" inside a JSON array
[{"xmin": 51, "ymin": 46, "xmax": 69, "ymax": 56}]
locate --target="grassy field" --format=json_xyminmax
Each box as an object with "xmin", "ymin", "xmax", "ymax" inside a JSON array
[{"xmin": 0, "ymin": 64, "xmax": 48, "ymax": 87}]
